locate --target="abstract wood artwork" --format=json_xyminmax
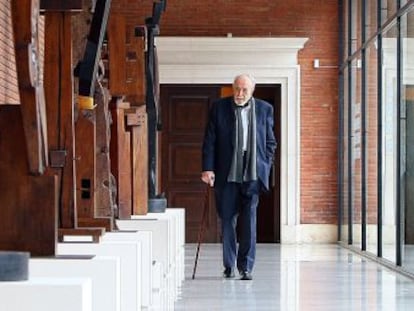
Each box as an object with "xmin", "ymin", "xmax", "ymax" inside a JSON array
[
  {"xmin": 0, "ymin": 106, "xmax": 57, "ymax": 256},
  {"xmin": 126, "ymin": 105, "xmax": 148, "ymax": 215},
  {"xmin": 43, "ymin": 10, "xmax": 76, "ymax": 230},
  {"xmin": 0, "ymin": 0, "xmax": 58, "ymax": 256},
  {"xmin": 69, "ymin": 0, "xmax": 114, "ymax": 236},
  {"xmin": 1, "ymin": 0, "xmax": 157, "ymax": 254},
  {"xmin": 109, "ymin": 98, "xmax": 132, "ymax": 219},
  {"xmin": 95, "ymin": 80, "xmax": 117, "ymax": 223},
  {"xmin": 11, "ymin": 0, "xmax": 48, "ymax": 175},
  {"xmin": 42, "ymin": 1, "xmax": 112, "ymax": 242}
]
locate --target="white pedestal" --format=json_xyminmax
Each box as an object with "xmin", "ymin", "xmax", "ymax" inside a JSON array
[
  {"xmin": 116, "ymin": 217, "xmax": 173, "ymax": 309},
  {"xmin": 101, "ymin": 231, "xmax": 152, "ymax": 309},
  {"xmin": 0, "ymin": 277, "xmax": 92, "ymax": 311},
  {"xmin": 57, "ymin": 241, "xmax": 141, "ymax": 311},
  {"xmin": 151, "ymin": 261, "xmax": 167, "ymax": 311},
  {"xmin": 119, "ymin": 208, "xmax": 186, "ymax": 310},
  {"xmin": 116, "ymin": 218, "xmax": 169, "ymax": 274},
  {"xmin": 29, "ymin": 256, "xmax": 120, "ymax": 311},
  {"xmin": 148, "ymin": 208, "xmax": 186, "ymax": 288}
]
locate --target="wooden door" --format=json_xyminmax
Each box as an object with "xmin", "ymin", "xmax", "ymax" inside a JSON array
[
  {"xmin": 161, "ymin": 85, "xmax": 281, "ymax": 243},
  {"xmin": 254, "ymin": 86, "xmax": 281, "ymax": 243},
  {"xmin": 161, "ymin": 86, "xmax": 221, "ymax": 242}
]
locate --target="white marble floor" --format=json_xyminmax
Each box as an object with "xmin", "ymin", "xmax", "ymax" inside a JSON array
[{"xmin": 174, "ymin": 243, "xmax": 414, "ymax": 310}]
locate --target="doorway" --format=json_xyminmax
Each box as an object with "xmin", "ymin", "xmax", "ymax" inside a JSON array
[{"xmin": 160, "ymin": 84, "xmax": 281, "ymax": 243}]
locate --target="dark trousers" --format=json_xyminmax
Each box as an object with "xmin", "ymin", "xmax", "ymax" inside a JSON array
[{"xmin": 215, "ymin": 181, "xmax": 260, "ymax": 273}]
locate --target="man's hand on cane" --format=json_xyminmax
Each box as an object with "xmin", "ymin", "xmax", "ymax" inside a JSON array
[
  {"xmin": 201, "ymin": 171, "xmax": 215, "ymax": 187},
  {"xmin": 193, "ymin": 171, "xmax": 214, "ymax": 279}
]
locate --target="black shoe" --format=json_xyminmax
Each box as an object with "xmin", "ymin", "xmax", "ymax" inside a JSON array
[
  {"xmin": 240, "ymin": 271, "xmax": 252, "ymax": 280},
  {"xmin": 223, "ymin": 268, "xmax": 235, "ymax": 278}
]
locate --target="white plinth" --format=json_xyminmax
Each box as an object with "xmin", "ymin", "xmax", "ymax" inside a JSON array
[
  {"xmin": 0, "ymin": 277, "xmax": 92, "ymax": 311},
  {"xmin": 116, "ymin": 217, "xmax": 173, "ymax": 309},
  {"xmin": 101, "ymin": 231, "xmax": 152, "ymax": 308},
  {"xmin": 151, "ymin": 261, "xmax": 167, "ymax": 311},
  {"xmin": 147, "ymin": 208, "xmax": 186, "ymax": 287},
  {"xmin": 135, "ymin": 208, "xmax": 186, "ymax": 297},
  {"xmin": 29, "ymin": 256, "xmax": 120, "ymax": 311},
  {"xmin": 57, "ymin": 241, "xmax": 141, "ymax": 311},
  {"xmin": 121, "ymin": 208, "xmax": 186, "ymax": 309},
  {"xmin": 116, "ymin": 218, "xmax": 169, "ymax": 276}
]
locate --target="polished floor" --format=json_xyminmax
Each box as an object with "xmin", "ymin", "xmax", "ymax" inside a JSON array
[{"xmin": 174, "ymin": 243, "xmax": 414, "ymax": 310}]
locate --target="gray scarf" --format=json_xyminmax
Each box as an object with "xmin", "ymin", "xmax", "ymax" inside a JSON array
[{"xmin": 227, "ymin": 98, "xmax": 257, "ymax": 183}]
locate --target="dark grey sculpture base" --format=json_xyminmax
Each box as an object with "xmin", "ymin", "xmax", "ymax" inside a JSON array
[
  {"xmin": 0, "ymin": 251, "xmax": 30, "ymax": 281},
  {"xmin": 148, "ymin": 198, "xmax": 167, "ymax": 213}
]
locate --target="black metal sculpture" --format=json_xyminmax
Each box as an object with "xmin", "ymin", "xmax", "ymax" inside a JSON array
[
  {"xmin": 143, "ymin": 0, "xmax": 167, "ymax": 212},
  {"xmin": 75, "ymin": 0, "xmax": 112, "ymax": 110}
]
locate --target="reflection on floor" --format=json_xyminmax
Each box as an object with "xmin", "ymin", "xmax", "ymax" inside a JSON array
[
  {"xmin": 367, "ymin": 244, "xmax": 414, "ymax": 273},
  {"xmin": 175, "ymin": 243, "xmax": 414, "ymax": 310},
  {"xmin": 404, "ymin": 245, "xmax": 414, "ymax": 272}
]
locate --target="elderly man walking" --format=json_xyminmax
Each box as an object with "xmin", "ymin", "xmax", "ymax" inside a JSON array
[{"xmin": 201, "ymin": 74, "xmax": 277, "ymax": 280}]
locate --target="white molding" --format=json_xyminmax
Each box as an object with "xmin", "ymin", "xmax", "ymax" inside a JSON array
[{"xmin": 156, "ymin": 36, "xmax": 308, "ymax": 243}]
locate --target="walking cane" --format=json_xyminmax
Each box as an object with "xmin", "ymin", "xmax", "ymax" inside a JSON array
[{"xmin": 192, "ymin": 184, "xmax": 211, "ymax": 279}]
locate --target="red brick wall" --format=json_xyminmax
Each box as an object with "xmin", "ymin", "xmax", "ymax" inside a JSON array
[
  {"xmin": 0, "ymin": 0, "xmax": 19, "ymax": 105},
  {"xmin": 116, "ymin": 0, "xmax": 340, "ymax": 225},
  {"xmin": 0, "ymin": 1, "xmax": 45, "ymax": 106}
]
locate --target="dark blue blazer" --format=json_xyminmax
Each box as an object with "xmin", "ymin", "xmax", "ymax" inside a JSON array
[{"xmin": 202, "ymin": 96, "xmax": 277, "ymax": 190}]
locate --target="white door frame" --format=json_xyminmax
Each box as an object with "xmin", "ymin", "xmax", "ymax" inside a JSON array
[{"xmin": 156, "ymin": 36, "xmax": 307, "ymax": 243}]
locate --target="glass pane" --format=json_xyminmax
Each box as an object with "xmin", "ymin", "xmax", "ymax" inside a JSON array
[
  {"xmin": 342, "ymin": 67, "xmax": 350, "ymax": 243},
  {"xmin": 402, "ymin": 6, "xmax": 414, "ymax": 272},
  {"xmin": 351, "ymin": 0, "xmax": 363, "ymax": 53},
  {"xmin": 343, "ymin": 0, "xmax": 350, "ymax": 62},
  {"xmin": 366, "ymin": 41, "xmax": 379, "ymax": 255},
  {"xmin": 366, "ymin": 0, "xmax": 378, "ymax": 38},
  {"xmin": 380, "ymin": 0, "xmax": 398, "ymax": 26},
  {"xmin": 352, "ymin": 54, "xmax": 363, "ymax": 248},
  {"xmin": 381, "ymin": 21, "xmax": 398, "ymax": 263},
  {"xmin": 401, "ymin": 0, "xmax": 410, "ymax": 7}
]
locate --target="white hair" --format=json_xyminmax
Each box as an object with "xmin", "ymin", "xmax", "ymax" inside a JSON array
[{"xmin": 233, "ymin": 73, "xmax": 256, "ymax": 88}]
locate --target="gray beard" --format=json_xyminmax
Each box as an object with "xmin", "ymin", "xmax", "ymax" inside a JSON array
[{"xmin": 234, "ymin": 97, "xmax": 251, "ymax": 106}]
